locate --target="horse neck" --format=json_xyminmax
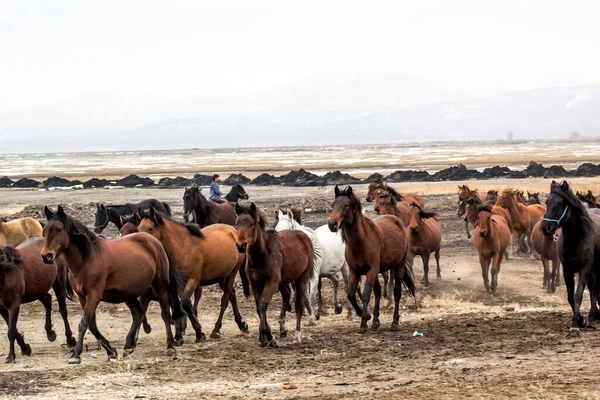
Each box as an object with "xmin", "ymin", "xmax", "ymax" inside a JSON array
[
  {"xmin": 561, "ymin": 206, "xmax": 593, "ymax": 245},
  {"xmin": 247, "ymin": 226, "xmax": 268, "ymax": 267},
  {"xmin": 60, "ymin": 235, "xmax": 92, "ymax": 276},
  {"xmin": 157, "ymin": 221, "xmax": 195, "ymax": 258},
  {"xmin": 342, "ymin": 212, "xmax": 372, "ymax": 248}
]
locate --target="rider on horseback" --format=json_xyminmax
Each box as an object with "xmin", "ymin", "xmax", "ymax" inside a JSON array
[{"xmin": 209, "ymin": 174, "xmax": 225, "ymax": 204}]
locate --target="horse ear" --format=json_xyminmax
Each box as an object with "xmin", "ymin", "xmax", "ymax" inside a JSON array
[
  {"xmin": 44, "ymin": 206, "xmax": 53, "ymax": 219},
  {"xmin": 149, "ymin": 207, "xmax": 155, "ymax": 217},
  {"xmin": 334, "ymin": 185, "xmax": 340, "ymax": 197},
  {"xmin": 286, "ymin": 209, "xmax": 294, "ymax": 219},
  {"xmin": 138, "ymin": 207, "xmax": 144, "ymax": 216},
  {"xmin": 560, "ymin": 181, "xmax": 570, "ymax": 192},
  {"xmin": 278, "ymin": 209, "xmax": 285, "ymax": 219},
  {"xmin": 249, "ymin": 203, "xmax": 257, "ymax": 217},
  {"xmin": 235, "ymin": 203, "xmax": 244, "ymax": 215},
  {"xmin": 57, "ymin": 205, "xmax": 66, "ymax": 217},
  {"xmin": 347, "ymin": 186, "xmax": 353, "ymax": 196}
]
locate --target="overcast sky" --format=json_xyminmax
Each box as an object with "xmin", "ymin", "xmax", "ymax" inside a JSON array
[{"xmin": 1, "ymin": 0, "xmax": 599, "ymax": 151}]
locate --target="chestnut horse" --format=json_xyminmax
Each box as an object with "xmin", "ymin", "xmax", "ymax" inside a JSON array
[
  {"xmin": 496, "ymin": 188, "xmax": 545, "ymax": 254},
  {"xmin": 1, "ymin": 238, "xmax": 76, "ymax": 363},
  {"xmin": 41, "ymin": 206, "xmax": 183, "ymax": 364},
  {"xmin": 329, "ymin": 186, "xmax": 415, "ymax": 333},
  {"xmin": 138, "ymin": 207, "xmax": 249, "ymax": 342},
  {"xmin": 366, "ymin": 179, "xmax": 423, "ymax": 207},
  {"xmin": 457, "ymin": 185, "xmax": 485, "ymax": 239},
  {"xmin": 182, "ymin": 186, "xmax": 236, "ymax": 227},
  {"xmin": 0, "ymin": 217, "xmax": 43, "ymax": 247},
  {"xmin": 472, "ymin": 205, "xmax": 511, "ymax": 294},
  {"xmin": 541, "ymin": 181, "xmax": 600, "ymax": 332},
  {"xmin": 235, "ymin": 203, "xmax": 315, "ymax": 347},
  {"xmin": 464, "ymin": 196, "xmax": 512, "ymax": 260},
  {"xmin": 373, "ymin": 187, "xmax": 411, "ymax": 226},
  {"xmin": 531, "ymin": 219, "xmax": 561, "ymax": 293},
  {"xmin": 407, "ymin": 202, "xmax": 442, "ymax": 288}
]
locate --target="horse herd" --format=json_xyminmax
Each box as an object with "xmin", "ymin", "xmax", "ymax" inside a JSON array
[{"xmin": 1, "ymin": 180, "xmax": 600, "ymax": 365}]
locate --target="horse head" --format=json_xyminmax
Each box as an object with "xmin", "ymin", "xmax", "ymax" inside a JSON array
[
  {"xmin": 541, "ymin": 181, "xmax": 574, "ymax": 236},
  {"xmin": 329, "ymin": 185, "xmax": 361, "ymax": 232}
]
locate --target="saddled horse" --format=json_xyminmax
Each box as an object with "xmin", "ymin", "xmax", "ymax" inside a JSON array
[
  {"xmin": 182, "ymin": 186, "xmax": 236, "ymax": 227},
  {"xmin": 0, "ymin": 217, "xmax": 43, "ymax": 247},
  {"xmin": 329, "ymin": 186, "xmax": 415, "ymax": 333},
  {"xmin": 1, "ymin": 238, "xmax": 77, "ymax": 363},
  {"xmin": 235, "ymin": 203, "xmax": 315, "ymax": 347},
  {"xmin": 472, "ymin": 205, "xmax": 511, "ymax": 294},
  {"xmin": 407, "ymin": 202, "xmax": 442, "ymax": 288},
  {"xmin": 541, "ymin": 181, "xmax": 600, "ymax": 332},
  {"xmin": 366, "ymin": 179, "xmax": 424, "ymax": 207},
  {"xmin": 531, "ymin": 218, "xmax": 561, "ymax": 293},
  {"xmin": 42, "ymin": 206, "xmax": 183, "ymax": 364},
  {"xmin": 137, "ymin": 207, "xmax": 249, "ymax": 342},
  {"xmin": 225, "ymin": 184, "xmax": 250, "ymax": 203},
  {"xmin": 94, "ymin": 199, "xmax": 171, "ymax": 234}
]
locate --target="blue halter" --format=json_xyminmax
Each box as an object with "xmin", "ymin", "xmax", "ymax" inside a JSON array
[{"xmin": 542, "ymin": 205, "xmax": 568, "ymax": 226}]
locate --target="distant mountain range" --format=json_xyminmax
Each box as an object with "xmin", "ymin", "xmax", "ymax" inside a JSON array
[{"xmin": 1, "ymin": 77, "xmax": 598, "ymax": 152}]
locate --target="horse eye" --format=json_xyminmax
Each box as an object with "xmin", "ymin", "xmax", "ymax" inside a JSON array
[{"xmin": 57, "ymin": 228, "xmax": 63, "ymax": 233}]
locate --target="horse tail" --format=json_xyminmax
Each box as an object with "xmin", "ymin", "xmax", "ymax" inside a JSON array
[
  {"xmin": 64, "ymin": 269, "xmax": 76, "ymax": 301},
  {"xmin": 162, "ymin": 202, "xmax": 172, "ymax": 216},
  {"xmin": 162, "ymin": 244, "xmax": 185, "ymax": 320},
  {"xmin": 402, "ymin": 253, "xmax": 417, "ymax": 304},
  {"xmin": 238, "ymin": 254, "xmax": 250, "ymax": 298}
]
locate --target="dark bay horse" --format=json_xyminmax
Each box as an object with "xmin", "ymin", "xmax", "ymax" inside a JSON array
[
  {"xmin": 94, "ymin": 199, "xmax": 171, "ymax": 233},
  {"xmin": 407, "ymin": 202, "xmax": 442, "ymax": 288},
  {"xmin": 541, "ymin": 181, "xmax": 600, "ymax": 332},
  {"xmin": 329, "ymin": 186, "xmax": 415, "ymax": 333},
  {"xmin": 486, "ymin": 190, "xmax": 499, "ymax": 203},
  {"xmin": 138, "ymin": 207, "xmax": 248, "ymax": 342},
  {"xmin": 1, "ymin": 238, "xmax": 76, "ymax": 363},
  {"xmin": 472, "ymin": 205, "xmax": 511, "ymax": 294},
  {"xmin": 42, "ymin": 206, "xmax": 183, "ymax": 364},
  {"xmin": 235, "ymin": 203, "xmax": 315, "ymax": 347},
  {"xmin": 225, "ymin": 184, "xmax": 249, "ymax": 203},
  {"xmin": 183, "ymin": 186, "xmax": 236, "ymax": 227},
  {"xmin": 527, "ymin": 191, "xmax": 541, "ymax": 205}
]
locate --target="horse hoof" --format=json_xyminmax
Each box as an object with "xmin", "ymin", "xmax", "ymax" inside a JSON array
[
  {"xmin": 174, "ymin": 337, "xmax": 184, "ymax": 347},
  {"xmin": 4, "ymin": 355, "xmax": 15, "ymax": 364},
  {"xmin": 143, "ymin": 324, "xmax": 152, "ymax": 334},
  {"xmin": 286, "ymin": 304, "xmax": 292, "ymax": 312},
  {"xmin": 239, "ymin": 322, "xmax": 249, "ymax": 333},
  {"xmin": 195, "ymin": 333, "xmax": 206, "ymax": 343},
  {"xmin": 390, "ymin": 323, "xmax": 401, "ymax": 331},
  {"xmin": 334, "ymin": 304, "xmax": 343, "ymax": 315},
  {"xmin": 166, "ymin": 348, "xmax": 177, "ymax": 357},
  {"xmin": 308, "ymin": 319, "xmax": 316, "ymax": 327},
  {"xmin": 21, "ymin": 344, "xmax": 32, "ymax": 357},
  {"xmin": 67, "ymin": 337, "xmax": 77, "ymax": 348},
  {"xmin": 68, "ymin": 357, "xmax": 81, "ymax": 365},
  {"xmin": 359, "ymin": 326, "xmax": 368, "ymax": 334},
  {"xmin": 280, "ymin": 330, "xmax": 288, "ymax": 339},
  {"xmin": 108, "ymin": 349, "xmax": 118, "ymax": 360},
  {"xmin": 47, "ymin": 330, "xmax": 57, "ymax": 342},
  {"xmin": 568, "ymin": 327, "xmax": 581, "ymax": 337},
  {"xmin": 372, "ymin": 321, "xmax": 381, "ymax": 330},
  {"xmin": 123, "ymin": 347, "xmax": 135, "ymax": 355},
  {"xmin": 210, "ymin": 331, "xmax": 221, "ymax": 339},
  {"xmin": 268, "ymin": 338, "xmax": 279, "ymax": 348},
  {"xmin": 587, "ymin": 320, "xmax": 597, "ymax": 330}
]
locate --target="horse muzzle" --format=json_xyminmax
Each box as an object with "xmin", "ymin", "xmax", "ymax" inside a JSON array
[
  {"xmin": 479, "ymin": 231, "xmax": 487, "ymax": 238},
  {"xmin": 366, "ymin": 197, "xmax": 373, "ymax": 203},
  {"xmin": 328, "ymin": 221, "xmax": 339, "ymax": 232},
  {"xmin": 236, "ymin": 242, "xmax": 248, "ymax": 253},
  {"xmin": 374, "ymin": 206, "xmax": 380, "ymax": 213},
  {"xmin": 410, "ymin": 226, "xmax": 418, "ymax": 233},
  {"xmin": 540, "ymin": 222, "xmax": 556, "ymax": 237},
  {"xmin": 41, "ymin": 253, "xmax": 55, "ymax": 264}
]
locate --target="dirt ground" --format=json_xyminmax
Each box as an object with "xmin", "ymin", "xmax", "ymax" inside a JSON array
[{"xmin": 1, "ymin": 181, "xmax": 599, "ymax": 399}]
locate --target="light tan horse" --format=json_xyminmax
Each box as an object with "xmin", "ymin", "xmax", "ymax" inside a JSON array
[{"xmin": 0, "ymin": 218, "xmax": 43, "ymax": 247}]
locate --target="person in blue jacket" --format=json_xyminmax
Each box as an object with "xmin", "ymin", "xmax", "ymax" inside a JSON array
[{"xmin": 209, "ymin": 174, "xmax": 225, "ymax": 203}]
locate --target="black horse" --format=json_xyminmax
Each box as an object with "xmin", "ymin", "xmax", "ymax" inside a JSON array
[
  {"xmin": 225, "ymin": 184, "xmax": 249, "ymax": 203},
  {"xmin": 541, "ymin": 181, "xmax": 600, "ymax": 332},
  {"xmin": 182, "ymin": 186, "xmax": 236, "ymax": 228},
  {"xmin": 94, "ymin": 200, "xmax": 171, "ymax": 233}
]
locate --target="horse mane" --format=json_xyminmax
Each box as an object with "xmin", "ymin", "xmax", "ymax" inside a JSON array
[
  {"xmin": 550, "ymin": 181, "xmax": 588, "ymax": 214},
  {"xmin": 337, "ymin": 186, "xmax": 363, "ymax": 213},
  {"xmin": 467, "ymin": 196, "xmax": 483, "ymax": 205},
  {"xmin": 0, "ymin": 246, "xmax": 21, "ymax": 272},
  {"xmin": 476, "ymin": 204, "xmax": 494, "ymax": 215},
  {"xmin": 237, "ymin": 204, "xmax": 269, "ymax": 231},
  {"xmin": 386, "ymin": 186, "xmax": 404, "ymax": 201},
  {"xmin": 487, "ymin": 190, "xmax": 498, "ymax": 196},
  {"xmin": 52, "ymin": 213, "xmax": 102, "ymax": 260},
  {"xmin": 142, "ymin": 209, "xmax": 204, "ymax": 238},
  {"xmin": 410, "ymin": 201, "xmax": 437, "ymax": 219}
]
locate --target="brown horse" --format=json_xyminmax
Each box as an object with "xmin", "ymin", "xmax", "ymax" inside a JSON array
[
  {"xmin": 515, "ymin": 190, "xmax": 528, "ymax": 204},
  {"xmin": 366, "ymin": 179, "xmax": 423, "ymax": 207},
  {"xmin": 0, "ymin": 238, "xmax": 76, "ymax": 363},
  {"xmin": 486, "ymin": 190, "xmax": 499, "ymax": 203},
  {"xmin": 457, "ymin": 185, "xmax": 485, "ymax": 239},
  {"xmin": 407, "ymin": 202, "xmax": 442, "ymax": 288},
  {"xmin": 329, "ymin": 186, "xmax": 415, "ymax": 333},
  {"xmin": 496, "ymin": 188, "xmax": 546, "ymax": 254},
  {"xmin": 138, "ymin": 207, "xmax": 248, "ymax": 342},
  {"xmin": 373, "ymin": 188, "xmax": 411, "ymax": 226},
  {"xmin": 531, "ymin": 219, "xmax": 561, "ymax": 293},
  {"xmin": 464, "ymin": 196, "xmax": 513, "ymax": 259},
  {"xmin": 182, "ymin": 186, "xmax": 236, "ymax": 227},
  {"xmin": 41, "ymin": 206, "xmax": 183, "ymax": 364},
  {"xmin": 235, "ymin": 203, "xmax": 314, "ymax": 347},
  {"xmin": 472, "ymin": 205, "xmax": 511, "ymax": 294},
  {"xmin": 0, "ymin": 217, "xmax": 43, "ymax": 247},
  {"xmin": 527, "ymin": 191, "xmax": 541, "ymax": 205}
]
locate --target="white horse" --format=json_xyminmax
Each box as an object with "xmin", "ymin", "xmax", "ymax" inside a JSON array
[{"xmin": 275, "ymin": 209, "xmax": 350, "ymax": 318}]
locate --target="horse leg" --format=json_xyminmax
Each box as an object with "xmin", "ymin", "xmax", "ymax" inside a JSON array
[
  {"xmin": 391, "ymin": 265, "xmax": 404, "ymax": 331},
  {"xmin": 123, "ymin": 298, "xmax": 145, "ymax": 353},
  {"xmin": 210, "ymin": 280, "xmax": 231, "ymax": 339},
  {"xmin": 52, "ymin": 280, "xmax": 77, "ymax": 347},
  {"xmin": 527, "ymin": 232, "xmax": 534, "ymax": 257},
  {"xmin": 571, "ymin": 271, "xmax": 587, "ymax": 328},
  {"xmin": 39, "ymin": 293, "xmax": 57, "ymax": 342},
  {"xmin": 152, "ymin": 286, "xmax": 177, "ymax": 357},
  {"xmin": 358, "ymin": 271, "xmax": 377, "ymax": 334},
  {"xmin": 340, "ymin": 263, "xmax": 353, "ymax": 319},
  {"xmin": 479, "ymin": 255, "xmax": 490, "ymax": 293},
  {"xmin": 278, "ymin": 284, "xmax": 291, "ymax": 339},
  {"xmin": 294, "ymin": 272, "xmax": 309, "ymax": 343},
  {"xmin": 387, "ymin": 272, "xmax": 395, "ymax": 302},
  {"xmin": 0, "ymin": 306, "xmax": 29, "ymax": 362},
  {"xmin": 4, "ymin": 304, "xmax": 21, "ymax": 363},
  {"xmin": 180, "ymin": 279, "xmax": 206, "ymax": 343},
  {"xmin": 490, "ymin": 253, "xmax": 501, "ymax": 294},
  {"xmin": 226, "ymin": 275, "xmax": 248, "ymax": 334},
  {"xmin": 371, "ymin": 277, "xmax": 382, "ymax": 330},
  {"xmin": 346, "ymin": 270, "xmax": 363, "ymax": 319},
  {"xmin": 193, "ymin": 286, "xmax": 202, "ymax": 320},
  {"xmin": 317, "ymin": 278, "xmax": 326, "ymax": 316},
  {"xmin": 256, "ymin": 280, "xmax": 278, "ymax": 347},
  {"xmin": 422, "ymin": 253, "xmax": 431, "ymax": 289},
  {"xmin": 307, "ymin": 269, "xmax": 319, "ymax": 325},
  {"xmin": 435, "ymin": 248, "xmax": 441, "ymax": 278},
  {"xmin": 138, "ymin": 294, "xmax": 153, "ymax": 335},
  {"xmin": 553, "ymin": 258, "xmax": 561, "ymax": 288},
  {"xmin": 587, "ymin": 275, "xmax": 599, "ymax": 329},
  {"xmin": 329, "ymin": 273, "xmax": 343, "ymax": 315},
  {"xmin": 71, "ymin": 294, "xmax": 116, "ymax": 364},
  {"xmin": 381, "ymin": 271, "xmax": 389, "ymax": 300},
  {"xmin": 464, "ymin": 219, "xmax": 471, "ymax": 239}
]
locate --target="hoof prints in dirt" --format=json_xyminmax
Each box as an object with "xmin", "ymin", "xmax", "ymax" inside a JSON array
[{"xmin": 0, "ymin": 371, "xmax": 50, "ymax": 396}]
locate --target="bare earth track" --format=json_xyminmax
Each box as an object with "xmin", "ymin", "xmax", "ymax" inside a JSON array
[{"xmin": 0, "ymin": 182, "xmax": 599, "ymax": 399}]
